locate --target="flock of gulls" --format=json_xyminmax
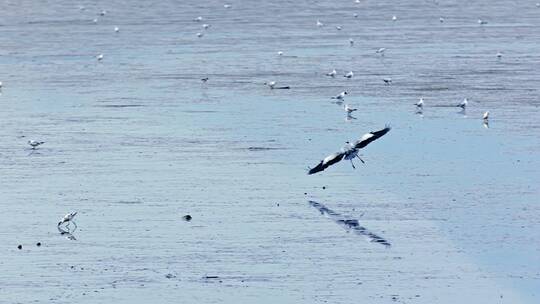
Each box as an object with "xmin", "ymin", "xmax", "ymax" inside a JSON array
[{"xmin": 11, "ymin": 1, "xmax": 510, "ymax": 248}]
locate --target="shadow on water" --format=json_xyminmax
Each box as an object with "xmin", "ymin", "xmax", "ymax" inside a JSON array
[
  {"xmin": 57, "ymin": 223, "xmax": 77, "ymax": 241},
  {"xmin": 309, "ymin": 200, "xmax": 391, "ymax": 248}
]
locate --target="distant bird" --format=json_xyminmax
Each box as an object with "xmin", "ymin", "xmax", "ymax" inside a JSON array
[
  {"xmin": 336, "ymin": 25, "xmax": 342, "ymax": 30},
  {"xmin": 203, "ymin": 23, "xmax": 211, "ymax": 29},
  {"xmin": 496, "ymin": 51, "xmax": 503, "ymax": 58},
  {"xmin": 201, "ymin": 77, "xmax": 209, "ymax": 82},
  {"xmin": 28, "ymin": 140, "xmax": 45, "ymax": 149},
  {"xmin": 264, "ymin": 81, "xmax": 290, "ymax": 89},
  {"xmin": 0, "ymin": 81, "xmax": 3, "ymax": 88},
  {"xmin": 376, "ymin": 48, "xmax": 386, "ymax": 55},
  {"xmin": 349, "ymin": 38, "xmax": 354, "ymax": 46},
  {"xmin": 344, "ymin": 71, "xmax": 354, "ymax": 78},
  {"xmin": 316, "ymin": 20, "xmax": 324, "ymax": 27},
  {"xmin": 536, "ymin": 2, "xmax": 540, "ymax": 8},
  {"xmin": 353, "ymin": 13, "xmax": 359, "ymax": 18},
  {"xmin": 308, "ymin": 125, "xmax": 391, "ymax": 174},
  {"xmin": 92, "ymin": 18, "xmax": 98, "ymax": 23},
  {"xmin": 277, "ymin": 51, "xmax": 283, "ymax": 56},
  {"xmin": 483, "ymin": 111, "xmax": 489, "ymax": 120},
  {"xmin": 457, "ymin": 98, "xmax": 468, "ymax": 108},
  {"xmin": 392, "ymin": 15, "xmax": 397, "ymax": 21},
  {"xmin": 114, "ymin": 26, "xmax": 119, "ymax": 32},
  {"xmin": 383, "ymin": 77, "xmax": 392, "ymax": 85},
  {"xmin": 99, "ymin": 10, "xmax": 107, "ymax": 16},
  {"xmin": 196, "ymin": 32, "xmax": 204, "ymax": 38},
  {"xmin": 439, "ymin": 17, "xmax": 444, "ymax": 23},
  {"xmin": 224, "ymin": 4, "xmax": 232, "ymax": 9},
  {"xmin": 415, "ymin": 98, "xmax": 424, "ymax": 108},
  {"xmin": 326, "ymin": 69, "xmax": 337, "ymax": 77},
  {"xmin": 195, "ymin": 16, "xmax": 203, "ymax": 22},
  {"xmin": 331, "ymin": 91, "xmax": 348, "ymax": 100},
  {"xmin": 344, "ymin": 104, "xmax": 357, "ymax": 114},
  {"xmin": 97, "ymin": 53, "xmax": 104, "ymax": 61},
  {"xmin": 58, "ymin": 212, "xmax": 77, "ymax": 228},
  {"xmin": 478, "ymin": 19, "xmax": 488, "ymax": 25}
]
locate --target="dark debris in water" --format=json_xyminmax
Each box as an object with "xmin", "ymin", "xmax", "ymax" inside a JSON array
[{"xmin": 309, "ymin": 200, "xmax": 391, "ymax": 248}]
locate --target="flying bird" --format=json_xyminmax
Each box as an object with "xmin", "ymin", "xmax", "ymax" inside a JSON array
[
  {"xmin": 344, "ymin": 71, "xmax": 354, "ymax": 78},
  {"xmin": 308, "ymin": 125, "xmax": 391, "ymax": 175},
  {"xmin": 28, "ymin": 140, "xmax": 45, "ymax": 149},
  {"xmin": 58, "ymin": 212, "xmax": 78, "ymax": 229},
  {"xmin": 326, "ymin": 69, "xmax": 337, "ymax": 77}
]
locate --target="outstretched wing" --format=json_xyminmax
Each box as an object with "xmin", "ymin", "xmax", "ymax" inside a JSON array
[
  {"xmin": 353, "ymin": 125, "xmax": 391, "ymax": 149},
  {"xmin": 308, "ymin": 152, "xmax": 345, "ymax": 175}
]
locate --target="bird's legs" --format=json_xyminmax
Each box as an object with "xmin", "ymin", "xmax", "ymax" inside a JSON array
[
  {"xmin": 356, "ymin": 155, "xmax": 365, "ymax": 164},
  {"xmin": 350, "ymin": 160, "xmax": 356, "ymax": 169}
]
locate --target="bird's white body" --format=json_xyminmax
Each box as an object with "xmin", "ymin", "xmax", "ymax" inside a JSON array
[
  {"xmin": 93, "ymin": 18, "xmax": 98, "ymax": 23},
  {"xmin": 59, "ymin": 212, "xmax": 77, "ymax": 225},
  {"xmin": 344, "ymin": 104, "xmax": 357, "ymax": 114},
  {"xmin": 392, "ymin": 15, "xmax": 397, "ymax": 21},
  {"xmin": 496, "ymin": 51, "xmax": 503, "ymax": 58},
  {"xmin": 383, "ymin": 77, "xmax": 392, "ymax": 84},
  {"xmin": 333, "ymin": 91, "xmax": 348, "ymax": 100},
  {"xmin": 415, "ymin": 98, "xmax": 424, "ymax": 108},
  {"xmin": 483, "ymin": 111, "xmax": 489, "ymax": 120},
  {"xmin": 440, "ymin": 17, "xmax": 444, "ymax": 23},
  {"xmin": 336, "ymin": 25, "xmax": 342, "ymax": 30},
  {"xmin": 277, "ymin": 51, "xmax": 283, "ymax": 56},
  {"xmin": 265, "ymin": 81, "xmax": 276, "ymax": 89},
  {"xmin": 326, "ymin": 69, "xmax": 337, "ymax": 77},
  {"xmin": 97, "ymin": 53, "xmax": 104, "ymax": 61},
  {"xmin": 376, "ymin": 48, "xmax": 386, "ymax": 55},
  {"xmin": 114, "ymin": 26, "xmax": 119, "ymax": 32},
  {"xmin": 344, "ymin": 71, "xmax": 354, "ymax": 78},
  {"xmin": 203, "ymin": 23, "xmax": 210, "ymax": 29},
  {"xmin": 195, "ymin": 16, "xmax": 203, "ymax": 22},
  {"xmin": 224, "ymin": 4, "xmax": 231, "ymax": 9},
  {"xmin": 478, "ymin": 19, "xmax": 487, "ymax": 25},
  {"xmin": 28, "ymin": 140, "xmax": 45, "ymax": 149},
  {"xmin": 459, "ymin": 98, "xmax": 468, "ymax": 108},
  {"xmin": 316, "ymin": 20, "xmax": 324, "ymax": 27},
  {"xmin": 0, "ymin": 81, "xmax": 3, "ymax": 88},
  {"xmin": 353, "ymin": 13, "xmax": 359, "ymax": 18},
  {"xmin": 197, "ymin": 32, "xmax": 204, "ymax": 38}
]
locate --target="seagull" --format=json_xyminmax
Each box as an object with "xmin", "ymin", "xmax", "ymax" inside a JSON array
[
  {"xmin": 383, "ymin": 77, "xmax": 392, "ymax": 84},
  {"xmin": 196, "ymin": 32, "xmax": 204, "ymax": 38},
  {"xmin": 97, "ymin": 53, "xmax": 104, "ymax": 61},
  {"xmin": 336, "ymin": 25, "xmax": 342, "ymax": 30},
  {"xmin": 344, "ymin": 104, "xmax": 357, "ymax": 114},
  {"xmin": 308, "ymin": 125, "xmax": 391, "ymax": 174},
  {"xmin": 439, "ymin": 17, "xmax": 444, "ymax": 23},
  {"xmin": 114, "ymin": 26, "xmax": 119, "ymax": 32},
  {"xmin": 353, "ymin": 13, "xmax": 359, "ymax": 18},
  {"xmin": 203, "ymin": 23, "xmax": 211, "ymax": 29},
  {"xmin": 224, "ymin": 4, "xmax": 232, "ymax": 8},
  {"xmin": 195, "ymin": 16, "xmax": 203, "ymax": 22},
  {"xmin": 331, "ymin": 91, "xmax": 348, "ymax": 100},
  {"xmin": 58, "ymin": 212, "xmax": 78, "ymax": 230},
  {"xmin": 344, "ymin": 71, "xmax": 354, "ymax": 78},
  {"xmin": 483, "ymin": 111, "xmax": 489, "ymax": 120},
  {"xmin": 478, "ymin": 19, "xmax": 488, "ymax": 25},
  {"xmin": 277, "ymin": 51, "xmax": 283, "ymax": 56},
  {"xmin": 392, "ymin": 15, "xmax": 397, "ymax": 21},
  {"xmin": 28, "ymin": 140, "xmax": 45, "ymax": 149},
  {"xmin": 415, "ymin": 98, "xmax": 424, "ymax": 108},
  {"xmin": 496, "ymin": 51, "xmax": 503, "ymax": 58},
  {"xmin": 349, "ymin": 38, "xmax": 354, "ymax": 46},
  {"xmin": 316, "ymin": 20, "xmax": 324, "ymax": 27},
  {"xmin": 376, "ymin": 47, "xmax": 386, "ymax": 55},
  {"xmin": 201, "ymin": 77, "xmax": 209, "ymax": 82},
  {"xmin": 326, "ymin": 69, "xmax": 337, "ymax": 77},
  {"xmin": 457, "ymin": 98, "xmax": 468, "ymax": 108}
]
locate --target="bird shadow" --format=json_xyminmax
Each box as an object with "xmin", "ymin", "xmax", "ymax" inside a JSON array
[
  {"xmin": 309, "ymin": 200, "xmax": 391, "ymax": 247},
  {"xmin": 345, "ymin": 114, "xmax": 357, "ymax": 121},
  {"xmin": 57, "ymin": 223, "xmax": 77, "ymax": 240}
]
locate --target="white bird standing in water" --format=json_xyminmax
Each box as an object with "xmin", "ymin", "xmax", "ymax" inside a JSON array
[
  {"xmin": 415, "ymin": 98, "xmax": 424, "ymax": 108},
  {"xmin": 224, "ymin": 4, "xmax": 231, "ymax": 9},
  {"xmin": 97, "ymin": 53, "xmax": 104, "ymax": 61},
  {"xmin": 316, "ymin": 20, "xmax": 324, "ymax": 27},
  {"xmin": 344, "ymin": 71, "xmax": 354, "ymax": 79},
  {"xmin": 58, "ymin": 212, "xmax": 78, "ymax": 229},
  {"xmin": 331, "ymin": 91, "xmax": 348, "ymax": 100},
  {"xmin": 277, "ymin": 51, "xmax": 283, "ymax": 56},
  {"xmin": 478, "ymin": 19, "xmax": 487, "ymax": 25},
  {"xmin": 496, "ymin": 51, "xmax": 503, "ymax": 58},
  {"xmin": 28, "ymin": 140, "xmax": 45, "ymax": 149},
  {"xmin": 383, "ymin": 77, "xmax": 392, "ymax": 85},
  {"xmin": 336, "ymin": 25, "xmax": 342, "ymax": 30},
  {"xmin": 114, "ymin": 26, "xmax": 119, "ymax": 32},
  {"xmin": 392, "ymin": 15, "xmax": 397, "ymax": 21},
  {"xmin": 197, "ymin": 32, "xmax": 204, "ymax": 38},
  {"xmin": 344, "ymin": 104, "xmax": 357, "ymax": 114},
  {"xmin": 483, "ymin": 111, "xmax": 489, "ymax": 120},
  {"xmin": 195, "ymin": 16, "xmax": 203, "ymax": 22},
  {"xmin": 439, "ymin": 17, "xmax": 444, "ymax": 23},
  {"xmin": 458, "ymin": 98, "xmax": 468, "ymax": 108},
  {"xmin": 326, "ymin": 69, "xmax": 337, "ymax": 77},
  {"xmin": 376, "ymin": 48, "xmax": 386, "ymax": 55},
  {"xmin": 203, "ymin": 23, "xmax": 210, "ymax": 30}
]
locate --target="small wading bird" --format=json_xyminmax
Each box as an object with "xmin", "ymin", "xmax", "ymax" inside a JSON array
[
  {"xmin": 344, "ymin": 104, "xmax": 357, "ymax": 114},
  {"xmin": 326, "ymin": 69, "xmax": 337, "ymax": 77},
  {"xmin": 307, "ymin": 125, "xmax": 391, "ymax": 175},
  {"xmin": 58, "ymin": 212, "xmax": 78, "ymax": 229},
  {"xmin": 457, "ymin": 98, "xmax": 468, "ymax": 108},
  {"xmin": 344, "ymin": 71, "xmax": 354, "ymax": 78},
  {"xmin": 331, "ymin": 91, "xmax": 348, "ymax": 100},
  {"xmin": 28, "ymin": 140, "xmax": 45, "ymax": 149}
]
